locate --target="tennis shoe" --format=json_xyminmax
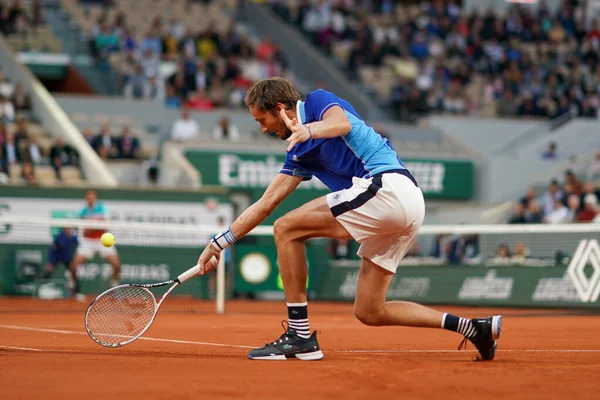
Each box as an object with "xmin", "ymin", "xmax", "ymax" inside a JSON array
[
  {"xmin": 248, "ymin": 321, "xmax": 323, "ymax": 361},
  {"xmin": 458, "ymin": 315, "xmax": 502, "ymax": 361}
]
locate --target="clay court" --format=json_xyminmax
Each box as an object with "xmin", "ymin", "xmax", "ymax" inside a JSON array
[{"xmin": 1, "ymin": 297, "xmax": 600, "ymax": 400}]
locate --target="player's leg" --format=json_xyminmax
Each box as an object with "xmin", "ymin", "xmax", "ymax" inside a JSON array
[
  {"xmin": 104, "ymin": 254, "xmax": 121, "ymax": 287},
  {"xmin": 353, "ymin": 255, "xmax": 501, "ymax": 361},
  {"xmin": 248, "ymin": 195, "xmax": 351, "ymax": 361},
  {"xmin": 342, "ymin": 171, "xmax": 501, "ymax": 360},
  {"xmin": 353, "ymin": 257, "xmax": 445, "ymax": 327},
  {"xmin": 69, "ymin": 253, "xmax": 88, "ymax": 298},
  {"xmin": 99, "ymin": 242, "xmax": 120, "ymax": 287},
  {"xmin": 273, "ymin": 196, "xmax": 351, "ymax": 303},
  {"xmin": 43, "ymin": 263, "xmax": 55, "ymax": 280}
]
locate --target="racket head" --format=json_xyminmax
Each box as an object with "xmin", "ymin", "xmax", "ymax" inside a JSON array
[{"xmin": 84, "ymin": 285, "xmax": 158, "ymax": 348}]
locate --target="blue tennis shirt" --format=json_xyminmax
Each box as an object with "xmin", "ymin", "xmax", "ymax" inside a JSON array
[{"xmin": 280, "ymin": 89, "xmax": 407, "ymax": 191}]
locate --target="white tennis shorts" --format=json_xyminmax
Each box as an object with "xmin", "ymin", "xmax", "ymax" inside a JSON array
[
  {"xmin": 326, "ymin": 171, "xmax": 425, "ymax": 273},
  {"xmin": 76, "ymin": 237, "xmax": 117, "ymax": 259}
]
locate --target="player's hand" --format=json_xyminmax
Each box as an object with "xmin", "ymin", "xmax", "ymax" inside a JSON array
[
  {"xmin": 280, "ymin": 108, "xmax": 311, "ymax": 152},
  {"xmin": 196, "ymin": 245, "xmax": 220, "ymax": 275}
]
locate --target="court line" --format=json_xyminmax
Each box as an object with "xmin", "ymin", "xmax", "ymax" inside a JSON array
[
  {"xmin": 0, "ymin": 324, "xmax": 254, "ymax": 349},
  {"xmin": 3, "ymin": 324, "xmax": 600, "ymax": 354},
  {"xmin": 337, "ymin": 349, "xmax": 600, "ymax": 353},
  {"xmin": 0, "ymin": 344, "xmax": 43, "ymax": 352}
]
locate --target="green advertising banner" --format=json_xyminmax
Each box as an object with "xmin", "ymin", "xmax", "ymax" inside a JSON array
[
  {"xmin": 0, "ymin": 244, "xmax": 209, "ymax": 298},
  {"xmin": 233, "ymin": 236, "xmax": 331, "ymax": 300},
  {"xmin": 318, "ymin": 262, "xmax": 598, "ymax": 308},
  {"xmin": 184, "ymin": 150, "xmax": 475, "ymax": 212}
]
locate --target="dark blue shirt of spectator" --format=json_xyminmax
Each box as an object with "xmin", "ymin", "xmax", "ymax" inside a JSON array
[{"xmin": 44, "ymin": 228, "xmax": 79, "ymax": 279}]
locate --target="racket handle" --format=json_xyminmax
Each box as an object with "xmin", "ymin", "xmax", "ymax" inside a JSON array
[{"xmin": 177, "ymin": 256, "xmax": 218, "ymax": 283}]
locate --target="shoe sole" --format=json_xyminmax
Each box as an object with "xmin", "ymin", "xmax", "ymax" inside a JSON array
[
  {"xmin": 491, "ymin": 315, "xmax": 502, "ymax": 340},
  {"xmin": 248, "ymin": 350, "xmax": 324, "ymax": 361}
]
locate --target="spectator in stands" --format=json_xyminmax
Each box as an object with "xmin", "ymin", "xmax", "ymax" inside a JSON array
[
  {"xmin": 10, "ymin": 83, "xmax": 30, "ymax": 115},
  {"xmin": 164, "ymin": 85, "xmax": 182, "ymax": 109},
  {"xmin": 0, "ymin": 129, "xmax": 8, "ymax": 183},
  {"xmin": 508, "ymin": 203, "xmax": 527, "ymax": 224},
  {"xmin": 116, "ymin": 126, "xmax": 140, "ymax": 159},
  {"xmin": 495, "ymin": 244, "xmax": 511, "ymax": 260},
  {"xmin": 0, "ymin": 95, "xmax": 15, "ymax": 122},
  {"xmin": 587, "ymin": 151, "xmax": 600, "ymax": 180},
  {"xmin": 82, "ymin": 127, "xmax": 95, "ymax": 147},
  {"xmin": 512, "ymin": 242, "xmax": 530, "ymax": 263},
  {"xmin": 564, "ymin": 170, "xmax": 582, "ymax": 194},
  {"xmin": 25, "ymin": 136, "xmax": 42, "ymax": 165},
  {"xmin": 542, "ymin": 179, "xmax": 563, "ymax": 216},
  {"xmin": 170, "ymin": 106, "xmax": 200, "ymax": 141},
  {"xmin": 95, "ymin": 23, "xmax": 120, "ymax": 59},
  {"xmin": 542, "ymin": 142, "xmax": 557, "ymax": 160},
  {"xmin": 564, "ymin": 194, "xmax": 581, "ymax": 223},
  {"xmin": 524, "ymin": 199, "xmax": 544, "ymax": 223},
  {"xmin": 20, "ymin": 161, "xmax": 37, "ymax": 186},
  {"xmin": 92, "ymin": 123, "xmax": 118, "ymax": 159},
  {"xmin": 329, "ymin": 238, "xmax": 351, "ymax": 260},
  {"xmin": 578, "ymin": 194, "xmax": 599, "ymax": 222},
  {"xmin": 30, "ymin": 0, "xmax": 44, "ymax": 29},
  {"xmin": 520, "ymin": 186, "xmax": 537, "ymax": 208},
  {"xmin": 3, "ymin": 132, "xmax": 18, "ymax": 165},
  {"xmin": 580, "ymin": 180, "xmax": 600, "ymax": 208},
  {"xmin": 544, "ymin": 198, "xmax": 569, "ymax": 224},
  {"xmin": 50, "ymin": 137, "xmax": 79, "ymax": 180},
  {"xmin": 212, "ymin": 116, "xmax": 240, "ymax": 141},
  {"xmin": 187, "ymin": 89, "xmax": 214, "ymax": 111}
]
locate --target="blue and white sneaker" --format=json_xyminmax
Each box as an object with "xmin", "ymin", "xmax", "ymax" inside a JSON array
[
  {"xmin": 458, "ymin": 316, "xmax": 502, "ymax": 361},
  {"xmin": 248, "ymin": 321, "xmax": 323, "ymax": 361}
]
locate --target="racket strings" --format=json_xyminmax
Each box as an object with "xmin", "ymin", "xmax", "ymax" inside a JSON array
[{"xmin": 86, "ymin": 286, "xmax": 156, "ymax": 346}]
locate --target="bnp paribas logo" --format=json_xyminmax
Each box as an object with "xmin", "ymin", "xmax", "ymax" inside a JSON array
[{"xmin": 567, "ymin": 239, "xmax": 600, "ymax": 303}]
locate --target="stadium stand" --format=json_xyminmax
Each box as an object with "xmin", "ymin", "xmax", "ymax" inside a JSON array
[
  {"xmin": 506, "ymin": 148, "xmax": 600, "ymax": 224},
  {"xmin": 270, "ymin": 0, "xmax": 600, "ymax": 122},
  {"xmin": 0, "ymin": 71, "xmax": 84, "ymax": 186},
  {"xmin": 59, "ymin": 0, "xmax": 302, "ymax": 110},
  {"xmin": 1, "ymin": 0, "xmax": 64, "ymax": 53}
]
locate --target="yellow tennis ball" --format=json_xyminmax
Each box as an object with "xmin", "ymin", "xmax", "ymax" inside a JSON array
[{"xmin": 101, "ymin": 232, "xmax": 115, "ymax": 248}]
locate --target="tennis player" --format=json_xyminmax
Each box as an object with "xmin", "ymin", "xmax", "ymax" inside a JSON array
[
  {"xmin": 196, "ymin": 77, "xmax": 502, "ymax": 361},
  {"xmin": 69, "ymin": 189, "xmax": 120, "ymax": 300}
]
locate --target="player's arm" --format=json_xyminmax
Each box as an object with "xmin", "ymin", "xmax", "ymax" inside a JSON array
[
  {"xmin": 197, "ymin": 173, "xmax": 303, "ymax": 272},
  {"xmin": 282, "ymin": 107, "xmax": 351, "ymax": 151},
  {"xmin": 230, "ymin": 173, "xmax": 303, "ymax": 239}
]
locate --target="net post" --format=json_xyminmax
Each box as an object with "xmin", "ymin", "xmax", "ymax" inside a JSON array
[{"xmin": 216, "ymin": 249, "xmax": 226, "ymax": 315}]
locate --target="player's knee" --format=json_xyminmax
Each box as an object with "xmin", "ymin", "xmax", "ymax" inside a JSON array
[
  {"xmin": 273, "ymin": 217, "xmax": 294, "ymax": 243},
  {"xmin": 354, "ymin": 303, "xmax": 385, "ymax": 326}
]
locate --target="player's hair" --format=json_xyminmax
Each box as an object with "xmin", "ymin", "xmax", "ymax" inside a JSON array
[{"xmin": 244, "ymin": 77, "xmax": 302, "ymax": 114}]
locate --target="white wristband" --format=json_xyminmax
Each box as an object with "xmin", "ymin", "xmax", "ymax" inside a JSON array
[{"xmin": 210, "ymin": 226, "xmax": 238, "ymax": 251}]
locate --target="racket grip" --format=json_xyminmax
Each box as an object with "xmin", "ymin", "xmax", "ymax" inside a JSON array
[
  {"xmin": 177, "ymin": 265, "xmax": 201, "ymax": 283},
  {"xmin": 177, "ymin": 256, "xmax": 218, "ymax": 283}
]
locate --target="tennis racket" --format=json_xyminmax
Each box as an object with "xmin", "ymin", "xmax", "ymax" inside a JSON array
[{"xmin": 84, "ymin": 257, "xmax": 215, "ymax": 348}]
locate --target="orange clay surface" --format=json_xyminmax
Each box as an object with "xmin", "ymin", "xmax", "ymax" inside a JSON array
[{"xmin": 1, "ymin": 297, "xmax": 600, "ymax": 400}]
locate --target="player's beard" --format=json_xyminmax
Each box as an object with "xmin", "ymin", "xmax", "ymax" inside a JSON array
[
  {"xmin": 280, "ymin": 128, "xmax": 292, "ymax": 140},
  {"xmin": 276, "ymin": 118, "xmax": 292, "ymax": 140}
]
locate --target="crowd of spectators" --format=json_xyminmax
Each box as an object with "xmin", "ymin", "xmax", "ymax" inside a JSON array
[
  {"xmin": 508, "ymin": 152, "xmax": 600, "ymax": 224},
  {"xmin": 80, "ymin": 123, "xmax": 140, "ymax": 161},
  {"xmin": 169, "ymin": 107, "xmax": 241, "ymax": 142},
  {"xmin": 0, "ymin": 0, "xmax": 45, "ymax": 37},
  {"xmin": 84, "ymin": 0, "xmax": 297, "ymax": 110},
  {"xmin": 0, "ymin": 73, "xmax": 82, "ymax": 185},
  {"xmin": 269, "ymin": 0, "xmax": 600, "ymax": 122}
]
